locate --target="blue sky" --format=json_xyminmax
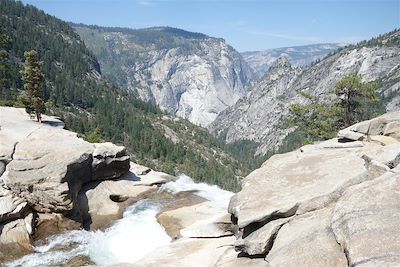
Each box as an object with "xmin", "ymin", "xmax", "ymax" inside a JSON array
[{"xmin": 22, "ymin": 0, "xmax": 399, "ymax": 51}]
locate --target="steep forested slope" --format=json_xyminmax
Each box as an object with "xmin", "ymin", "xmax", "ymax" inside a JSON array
[{"xmin": 0, "ymin": 0, "xmax": 261, "ymax": 191}]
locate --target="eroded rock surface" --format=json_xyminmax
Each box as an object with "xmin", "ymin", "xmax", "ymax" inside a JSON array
[
  {"xmin": 2, "ymin": 124, "xmax": 94, "ymax": 213},
  {"xmin": 134, "ymin": 236, "xmax": 236, "ymax": 267},
  {"xmin": 265, "ymin": 208, "xmax": 347, "ymax": 267},
  {"xmin": 225, "ymin": 113, "xmax": 400, "ymax": 267},
  {"xmin": 338, "ymin": 112, "xmax": 400, "ymax": 142},
  {"xmin": 92, "ymin": 142, "xmax": 130, "ymax": 181},
  {"xmin": 1, "ymin": 107, "xmax": 131, "ymax": 214},
  {"xmin": 158, "ymin": 201, "xmax": 232, "ymax": 239},
  {"xmin": 331, "ymin": 171, "xmax": 400, "ymax": 266},
  {"xmin": 0, "ymin": 107, "xmax": 133, "ymax": 258},
  {"xmin": 229, "ymin": 147, "xmax": 367, "ymax": 229},
  {"xmin": 79, "ymin": 180, "xmax": 156, "ymax": 229}
]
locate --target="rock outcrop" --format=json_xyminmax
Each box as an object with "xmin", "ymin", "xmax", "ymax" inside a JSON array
[
  {"xmin": 78, "ymin": 160, "xmax": 175, "ymax": 230},
  {"xmin": 0, "ymin": 107, "xmax": 130, "ymax": 214},
  {"xmin": 211, "ymin": 30, "xmax": 400, "ymax": 155},
  {"xmin": 74, "ymin": 26, "xmax": 255, "ymax": 127},
  {"xmin": 92, "ymin": 142, "xmax": 131, "ymax": 181},
  {"xmin": 226, "ymin": 111, "xmax": 400, "ymax": 266},
  {"xmin": 0, "ymin": 107, "xmax": 134, "ymax": 259}
]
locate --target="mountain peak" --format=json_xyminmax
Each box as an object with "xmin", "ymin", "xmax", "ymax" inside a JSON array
[
  {"xmin": 259, "ymin": 56, "xmax": 293, "ymax": 81},
  {"xmin": 270, "ymin": 56, "xmax": 292, "ymax": 70}
]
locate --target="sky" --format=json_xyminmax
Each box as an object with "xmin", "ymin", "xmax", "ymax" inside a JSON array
[{"xmin": 21, "ymin": 0, "xmax": 400, "ymax": 52}]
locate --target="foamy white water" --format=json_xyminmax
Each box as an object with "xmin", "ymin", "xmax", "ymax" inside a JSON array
[
  {"xmin": 5, "ymin": 176, "xmax": 233, "ymax": 267},
  {"xmin": 87, "ymin": 200, "xmax": 171, "ymax": 265},
  {"xmin": 5, "ymin": 200, "xmax": 171, "ymax": 267},
  {"xmin": 160, "ymin": 175, "xmax": 234, "ymax": 206}
]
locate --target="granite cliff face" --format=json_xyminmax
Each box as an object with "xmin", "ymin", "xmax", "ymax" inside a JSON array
[
  {"xmin": 242, "ymin": 43, "xmax": 342, "ymax": 79},
  {"xmin": 210, "ymin": 30, "xmax": 400, "ymax": 155},
  {"xmin": 74, "ymin": 25, "xmax": 255, "ymax": 127}
]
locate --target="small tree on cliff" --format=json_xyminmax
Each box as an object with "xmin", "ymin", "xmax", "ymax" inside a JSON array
[
  {"xmin": 20, "ymin": 50, "xmax": 46, "ymax": 122},
  {"xmin": 0, "ymin": 33, "xmax": 10, "ymax": 90},
  {"xmin": 288, "ymin": 74, "xmax": 378, "ymax": 142},
  {"xmin": 333, "ymin": 74, "xmax": 377, "ymax": 128}
]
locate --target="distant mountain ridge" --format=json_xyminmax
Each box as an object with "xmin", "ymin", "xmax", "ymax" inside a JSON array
[
  {"xmin": 74, "ymin": 24, "xmax": 255, "ymax": 127},
  {"xmin": 242, "ymin": 43, "xmax": 343, "ymax": 79},
  {"xmin": 210, "ymin": 29, "xmax": 400, "ymax": 155}
]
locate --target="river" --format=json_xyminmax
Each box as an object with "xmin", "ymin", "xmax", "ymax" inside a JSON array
[{"xmin": 4, "ymin": 175, "xmax": 233, "ymax": 267}]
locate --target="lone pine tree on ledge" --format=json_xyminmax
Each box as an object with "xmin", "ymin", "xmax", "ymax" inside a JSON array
[
  {"xmin": 288, "ymin": 73, "xmax": 378, "ymax": 142},
  {"xmin": 20, "ymin": 50, "xmax": 46, "ymax": 123}
]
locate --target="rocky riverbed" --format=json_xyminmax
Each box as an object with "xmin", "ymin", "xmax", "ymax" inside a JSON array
[{"xmin": 1, "ymin": 107, "xmax": 400, "ymax": 267}]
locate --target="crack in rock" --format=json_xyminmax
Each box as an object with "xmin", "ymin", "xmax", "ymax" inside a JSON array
[{"xmin": 330, "ymin": 226, "xmax": 351, "ymax": 267}]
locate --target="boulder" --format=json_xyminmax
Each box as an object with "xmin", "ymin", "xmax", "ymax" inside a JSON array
[
  {"xmin": 133, "ymin": 236, "xmax": 236, "ymax": 267},
  {"xmin": 338, "ymin": 112, "xmax": 400, "ymax": 141},
  {"xmin": 264, "ymin": 208, "xmax": 347, "ymax": 267},
  {"xmin": 331, "ymin": 171, "xmax": 400, "ymax": 266},
  {"xmin": 33, "ymin": 213, "xmax": 81, "ymax": 241},
  {"xmin": 78, "ymin": 180, "xmax": 155, "ymax": 230},
  {"xmin": 120, "ymin": 162, "xmax": 174, "ymax": 186},
  {"xmin": 92, "ymin": 142, "xmax": 130, "ymax": 181},
  {"xmin": 158, "ymin": 201, "xmax": 231, "ymax": 239},
  {"xmin": 234, "ymin": 217, "xmax": 289, "ymax": 256},
  {"xmin": 128, "ymin": 162, "xmax": 152, "ymax": 176},
  {"xmin": 369, "ymin": 135, "xmax": 399, "ymax": 145},
  {"xmin": 384, "ymin": 121, "xmax": 400, "ymax": 139},
  {"xmin": 2, "ymin": 125, "xmax": 94, "ymax": 213},
  {"xmin": 0, "ymin": 211, "xmax": 34, "ymax": 253},
  {"xmin": 359, "ymin": 143, "xmax": 400, "ymax": 168},
  {"xmin": 337, "ymin": 128, "xmax": 365, "ymax": 141},
  {"xmin": 0, "ymin": 196, "xmax": 29, "ymax": 223},
  {"xmin": 229, "ymin": 147, "xmax": 367, "ymax": 229}
]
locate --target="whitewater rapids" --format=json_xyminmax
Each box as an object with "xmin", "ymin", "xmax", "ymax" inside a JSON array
[{"xmin": 5, "ymin": 175, "xmax": 233, "ymax": 267}]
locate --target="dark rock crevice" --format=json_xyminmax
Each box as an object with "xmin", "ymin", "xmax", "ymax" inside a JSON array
[
  {"xmin": 10, "ymin": 142, "xmax": 18, "ymax": 162},
  {"xmin": 241, "ymin": 205, "xmax": 298, "ymax": 239},
  {"xmin": 331, "ymin": 226, "xmax": 351, "ymax": 267}
]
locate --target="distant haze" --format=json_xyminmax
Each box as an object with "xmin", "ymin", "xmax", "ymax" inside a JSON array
[
  {"xmin": 21, "ymin": 0, "xmax": 399, "ymax": 51},
  {"xmin": 242, "ymin": 43, "xmax": 343, "ymax": 79}
]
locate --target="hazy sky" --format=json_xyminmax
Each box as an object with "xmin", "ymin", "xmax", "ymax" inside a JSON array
[{"xmin": 21, "ymin": 0, "xmax": 400, "ymax": 52}]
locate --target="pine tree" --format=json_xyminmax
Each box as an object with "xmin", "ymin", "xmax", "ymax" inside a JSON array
[
  {"xmin": 333, "ymin": 74, "xmax": 377, "ymax": 127},
  {"xmin": 20, "ymin": 50, "xmax": 46, "ymax": 122},
  {"xmin": 288, "ymin": 74, "xmax": 378, "ymax": 142},
  {"xmin": 0, "ymin": 33, "xmax": 10, "ymax": 90}
]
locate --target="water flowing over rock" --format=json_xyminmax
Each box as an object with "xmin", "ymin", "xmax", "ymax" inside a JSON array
[
  {"xmin": 78, "ymin": 180, "xmax": 156, "ymax": 230},
  {"xmin": 2, "ymin": 106, "xmax": 400, "ymax": 266}
]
